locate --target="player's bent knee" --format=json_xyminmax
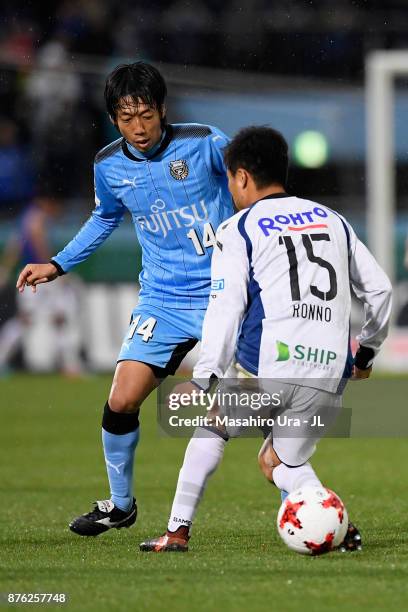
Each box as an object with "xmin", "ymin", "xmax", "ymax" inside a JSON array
[
  {"xmin": 258, "ymin": 439, "xmax": 282, "ymax": 483},
  {"xmin": 108, "ymin": 392, "xmax": 142, "ymax": 414},
  {"xmin": 102, "ymin": 402, "xmax": 140, "ymax": 435}
]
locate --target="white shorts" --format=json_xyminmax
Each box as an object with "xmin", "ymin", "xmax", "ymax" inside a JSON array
[
  {"xmin": 264, "ymin": 381, "xmax": 342, "ymax": 466},
  {"xmin": 220, "ymin": 363, "xmax": 343, "ymax": 466}
]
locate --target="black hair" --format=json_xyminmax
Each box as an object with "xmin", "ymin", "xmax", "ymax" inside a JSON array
[
  {"xmin": 104, "ymin": 62, "xmax": 167, "ymax": 120},
  {"xmin": 224, "ymin": 126, "xmax": 289, "ymax": 189}
]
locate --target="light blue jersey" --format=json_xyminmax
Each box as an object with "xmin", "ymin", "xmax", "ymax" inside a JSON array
[{"xmin": 53, "ymin": 123, "xmax": 234, "ymax": 309}]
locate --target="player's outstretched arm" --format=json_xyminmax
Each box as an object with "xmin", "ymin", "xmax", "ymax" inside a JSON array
[
  {"xmin": 16, "ymin": 262, "xmax": 59, "ymax": 293},
  {"xmin": 39, "ymin": 163, "xmax": 126, "ymax": 280},
  {"xmin": 347, "ymin": 221, "xmax": 392, "ymax": 377}
]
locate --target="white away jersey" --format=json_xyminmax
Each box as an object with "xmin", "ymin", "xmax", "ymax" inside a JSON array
[{"xmin": 193, "ymin": 194, "xmax": 392, "ymax": 393}]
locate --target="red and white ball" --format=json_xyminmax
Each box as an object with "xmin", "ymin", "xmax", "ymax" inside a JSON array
[{"xmin": 277, "ymin": 486, "xmax": 348, "ymax": 555}]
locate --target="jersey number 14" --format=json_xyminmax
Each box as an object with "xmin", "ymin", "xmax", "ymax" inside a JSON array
[
  {"xmin": 127, "ymin": 315, "xmax": 157, "ymax": 342},
  {"xmin": 187, "ymin": 222, "xmax": 217, "ymax": 256}
]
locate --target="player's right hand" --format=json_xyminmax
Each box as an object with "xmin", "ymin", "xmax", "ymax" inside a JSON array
[
  {"xmin": 16, "ymin": 262, "xmax": 59, "ymax": 293},
  {"xmin": 351, "ymin": 365, "xmax": 372, "ymax": 380}
]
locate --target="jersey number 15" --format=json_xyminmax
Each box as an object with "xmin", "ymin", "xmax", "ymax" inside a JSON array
[{"xmin": 279, "ymin": 233, "xmax": 338, "ymax": 301}]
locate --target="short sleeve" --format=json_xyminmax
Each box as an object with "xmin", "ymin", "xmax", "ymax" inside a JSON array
[{"xmin": 208, "ymin": 126, "xmax": 230, "ymax": 175}]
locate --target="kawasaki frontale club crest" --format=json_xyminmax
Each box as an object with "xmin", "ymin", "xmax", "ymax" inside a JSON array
[{"xmin": 169, "ymin": 159, "xmax": 189, "ymax": 180}]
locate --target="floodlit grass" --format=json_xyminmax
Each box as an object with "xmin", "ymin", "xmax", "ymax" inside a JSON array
[{"xmin": 1, "ymin": 374, "xmax": 407, "ymax": 611}]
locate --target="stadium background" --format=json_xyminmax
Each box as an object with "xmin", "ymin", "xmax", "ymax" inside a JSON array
[
  {"xmin": 1, "ymin": 0, "xmax": 408, "ymax": 372},
  {"xmin": 1, "ymin": 2, "xmax": 408, "ymax": 611}
]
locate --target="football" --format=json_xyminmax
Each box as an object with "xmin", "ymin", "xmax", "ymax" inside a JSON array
[{"xmin": 277, "ymin": 486, "xmax": 348, "ymax": 555}]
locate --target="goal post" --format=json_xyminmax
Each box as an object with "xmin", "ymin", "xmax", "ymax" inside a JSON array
[{"xmin": 366, "ymin": 50, "xmax": 408, "ymax": 286}]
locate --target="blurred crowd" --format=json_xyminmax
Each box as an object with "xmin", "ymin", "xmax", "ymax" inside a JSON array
[
  {"xmin": 0, "ymin": 0, "xmax": 406, "ymax": 214},
  {"xmin": 1, "ymin": 0, "xmax": 408, "ymax": 372},
  {"xmin": 1, "ymin": 0, "xmax": 407, "ymax": 77},
  {"xmin": 0, "ymin": 2, "xmax": 106, "ymax": 214}
]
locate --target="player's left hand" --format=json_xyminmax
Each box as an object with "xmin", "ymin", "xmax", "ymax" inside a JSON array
[{"xmin": 351, "ymin": 365, "xmax": 372, "ymax": 380}]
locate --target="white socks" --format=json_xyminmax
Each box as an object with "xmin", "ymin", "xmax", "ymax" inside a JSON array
[
  {"xmin": 272, "ymin": 462, "xmax": 322, "ymax": 493},
  {"xmin": 167, "ymin": 427, "xmax": 227, "ymax": 533}
]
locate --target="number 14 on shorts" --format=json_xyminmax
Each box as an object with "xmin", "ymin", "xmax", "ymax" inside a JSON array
[{"xmin": 127, "ymin": 315, "xmax": 157, "ymax": 342}]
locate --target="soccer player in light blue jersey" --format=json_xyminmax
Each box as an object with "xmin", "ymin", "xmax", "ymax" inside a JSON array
[{"xmin": 16, "ymin": 62, "xmax": 234, "ymax": 535}]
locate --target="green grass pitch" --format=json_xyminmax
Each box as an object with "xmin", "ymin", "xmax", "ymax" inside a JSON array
[{"xmin": 1, "ymin": 374, "xmax": 407, "ymax": 611}]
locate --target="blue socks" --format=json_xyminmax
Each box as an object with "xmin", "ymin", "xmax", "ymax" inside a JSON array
[
  {"xmin": 102, "ymin": 403, "xmax": 140, "ymax": 512},
  {"xmin": 102, "ymin": 427, "xmax": 140, "ymax": 511}
]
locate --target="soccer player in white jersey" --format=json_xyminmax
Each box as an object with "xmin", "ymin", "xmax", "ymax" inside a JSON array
[{"xmin": 141, "ymin": 126, "xmax": 392, "ymax": 552}]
